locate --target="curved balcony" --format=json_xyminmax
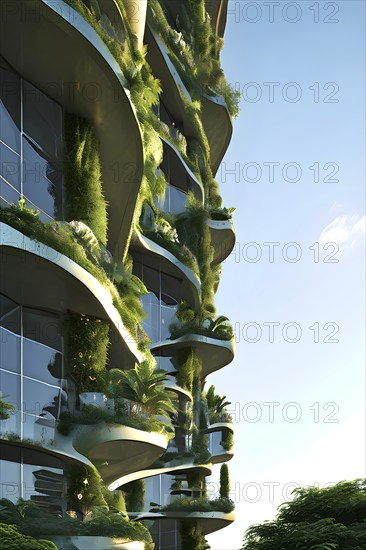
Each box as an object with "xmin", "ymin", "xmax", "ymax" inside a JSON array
[
  {"xmin": 41, "ymin": 537, "xmax": 145, "ymax": 550},
  {"xmin": 132, "ymin": 511, "xmax": 235, "ymax": 535},
  {"xmin": 0, "ymin": 222, "xmax": 143, "ymax": 368},
  {"xmin": 131, "ymin": 232, "xmax": 201, "ymax": 312},
  {"xmin": 164, "ymin": 379, "xmax": 193, "ymax": 403},
  {"xmin": 123, "ymin": 0, "xmax": 147, "ymax": 50},
  {"xmin": 0, "ymin": 0, "xmax": 143, "ymax": 257},
  {"xmin": 205, "ymin": 0, "xmax": 229, "ymax": 37},
  {"xmin": 72, "ymin": 422, "xmax": 168, "ymax": 486},
  {"xmin": 150, "ymin": 334, "xmax": 235, "ymax": 380},
  {"xmin": 161, "ymin": 138, "xmax": 204, "ymax": 204},
  {"xmin": 145, "ymin": 25, "xmax": 196, "ymax": 137},
  {"xmin": 109, "ymin": 460, "xmax": 212, "ymax": 492},
  {"xmin": 206, "ymin": 422, "xmax": 234, "ymax": 464},
  {"xmin": 201, "ymin": 90, "xmax": 233, "ymax": 176},
  {"xmin": 208, "ymin": 218, "xmax": 236, "ymax": 265},
  {"xmin": 0, "ymin": 434, "xmax": 92, "ymax": 470}
]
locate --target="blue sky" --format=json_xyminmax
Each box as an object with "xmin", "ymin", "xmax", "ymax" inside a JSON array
[{"xmin": 206, "ymin": 2, "xmax": 365, "ymax": 548}]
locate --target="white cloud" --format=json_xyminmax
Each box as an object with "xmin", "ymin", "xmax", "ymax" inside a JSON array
[{"xmin": 318, "ymin": 214, "xmax": 365, "ymax": 249}]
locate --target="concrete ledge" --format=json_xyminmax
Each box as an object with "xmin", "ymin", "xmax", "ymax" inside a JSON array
[
  {"xmin": 0, "ymin": 222, "xmax": 143, "ymax": 368},
  {"xmin": 0, "ymin": 0, "xmax": 144, "ymax": 257}
]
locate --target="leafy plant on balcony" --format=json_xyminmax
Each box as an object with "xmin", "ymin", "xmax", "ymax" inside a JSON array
[
  {"xmin": 64, "ymin": 113, "xmax": 107, "ymax": 245},
  {"xmin": 67, "ymin": 464, "xmax": 108, "ymax": 517},
  {"xmin": 175, "ymin": 350, "xmax": 201, "ymax": 392},
  {"xmin": 190, "ymin": 426, "xmax": 211, "ymax": 465},
  {"xmin": 180, "ymin": 520, "xmax": 209, "ymax": 550},
  {"xmin": 170, "ymin": 307, "xmax": 233, "ymax": 342},
  {"xmin": 0, "ymin": 523, "xmax": 56, "ymax": 550},
  {"xmin": 0, "ymin": 497, "xmax": 154, "ymax": 549},
  {"xmin": 64, "ymin": 313, "xmax": 110, "ymax": 394},
  {"xmin": 210, "ymin": 206, "xmax": 236, "ymax": 221},
  {"xmin": 57, "ymin": 404, "xmax": 173, "ymax": 439},
  {"xmin": 123, "ymin": 479, "xmax": 146, "ymax": 512},
  {"xmin": 220, "ymin": 464, "xmax": 230, "ymax": 499},
  {"xmin": 108, "ymin": 362, "xmax": 176, "ymax": 418},
  {"xmin": 150, "ymin": 496, "xmax": 234, "ymax": 514},
  {"xmin": 140, "ymin": 222, "xmax": 200, "ymax": 278},
  {"xmin": 206, "ymin": 385, "xmax": 232, "ymax": 423},
  {"xmin": 221, "ymin": 429, "xmax": 234, "ymax": 451}
]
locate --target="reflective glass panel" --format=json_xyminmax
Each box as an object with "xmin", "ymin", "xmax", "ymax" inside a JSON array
[
  {"xmin": 0, "ymin": 141, "xmax": 21, "ymax": 190},
  {"xmin": 0, "ymin": 370, "xmax": 21, "ymax": 435},
  {"xmin": 0, "ymin": 328, "xmax": 21, "ymax": 373},
  {"xmin": 168, "ymin": 184, "xmax": 187, "ymax": 214},
  {"xmin": 22, "ymin": 136, "xmax": 61, "ymax": 219},
  {"xmin": 23, "ymin": 81, "xmax": 62, "ymax": 164},
  {"xmin": 23, "ymin": 413, "xmax": 56, "ymax": 443},
  {"xmin": 23, "ymin": 339, "xmax": 62, "ymax": 385},
  {"xmin": 23, "ymin": 309, "xmax": 61, "ymax": 351},
  {"xmin": 0, "ymin": 295, "xmax": 20, "ymax": 335},
  {"xmin": 0, "ymin": 446, "xmax": 21, "ymax": 502},
  {"xmin": 22, "ymin": 378, "xmax": 60, "ymax": 418},
  {"xmin": 0, "ymin": 60, "xmax": 21, "ymax": 153},
  {"xmin": 141, "ymin": 292, "xmax": 160, "ymax": 342}
]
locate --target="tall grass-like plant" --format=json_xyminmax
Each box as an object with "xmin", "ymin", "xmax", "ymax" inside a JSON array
[
  {"xmin": 64, "ymin": 114, "xmax": 108, "ymax": 245},
  {"xmin": 64, "ymin": 313, "xmax": 110, "ymax": 393},
  {"xmin": 220, "ymin": 464, "xmax": 230, "ymax": 498},
  {"xmin": 180, "ymin": 521, "xmax": 209, "ymax": 550},
  {"xmin": 123, "ymin": 479, "xmax": 146, "ymax": 512},
  {"xmin": 0, "ymin": 523, "xmax": 57, "ymax": 550}
]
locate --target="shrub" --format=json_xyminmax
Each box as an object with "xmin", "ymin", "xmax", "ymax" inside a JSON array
[
  {"xmin": 220, "ymin": 464, "xmax": 230, "ymax": 498},
  {"xmin": 123, "ymin": 479, "xmax": 146, "ymax": 512},
  {"xmin": 64, "ymin": 313, "xmax": 110, "ymax": 393},
  {"xmin": 221, "ymin": 429, "xmax": 234, "ymax": 451},
  {"xmin": 180, "ymin": 520, "xmax": 209, "ymax": 550},
  {"xmin": 0, "ymin": 523, "xmax": 57, "ymax": 550},
  {"xmin": 64, "ymin": 113, "xmax": 107, "ymax": 245}
]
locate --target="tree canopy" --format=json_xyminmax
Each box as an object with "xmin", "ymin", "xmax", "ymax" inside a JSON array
[{"xmin": 242, "ymin": 479, "xmax": 366, "ymax": 550}]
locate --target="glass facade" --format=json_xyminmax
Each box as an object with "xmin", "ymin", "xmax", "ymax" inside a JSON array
[
  {"xmin": 0, "ymin": 293, "xmax": 64, "ymax": 444},
  {"xmin": 133, "ymin": 261, "xmax": 181, "ymax": 342},
  {"xmin": 0, "ymin": 443, "xmax": 67, "ymax": 511},
  {"xmin": 155, "ymin": 182, "xmax": 187, "ymax": 214},
  {"xmin": 0, "ymin": 56, "xmax": 63, "ymax": 221}
]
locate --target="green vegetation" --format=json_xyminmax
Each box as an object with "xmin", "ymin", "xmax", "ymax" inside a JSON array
[
  {"xmin": 0, "ymin": 498, "xmax": 153, "ymax": 549},
  {"xmin": 206, "ymin": 385, "xmax": 232, "ymax": 424},
  {"xmin": 64, "ymin": 313, "xmax": 110, "ymax": 393},
  {"xmin": 57, "ymin": 360, "xmax": 175, "ymax": 438},
  {"xmin": 0, "ymin": 523, "xmax": 56, "ymax": 550},
  {"xmin": 148, "ymin": 0, "xmax": 240, "ymax": 118},
  {"xmin": 210, "ymin": 206, "xmax": 235, "ymax": 221},
  {"xmin": 242, "ymin": 479, "xmax": 366, "ymax": 550},
  {"xmin": 181, "ymin": 520, "xmax": 209, "ymax": 550},
  {"xmin": 0, "ymin": 204, "xmax": 149, "ymax": 351},
  {"xmin": 64, "ymin": 113, "xmax": 107, "ymax": 245},
  {"xmin": 123, "ymin": 479, "xmax": 146, "ymax": 512},
  {"xmin": 175, "ymin": 350, "xmax": 202, "ymax": 392},
  {"xmin": 151, "ymin": 496, "xmax": 234, "ymax": 513},
  {"xmin": 221, "ymin": 429, "xmax": 234, "ymax": 451},
  {"xmin": 220, "ymin": 464, "xmax": 230, "ymax": 499},
  {"xmin": 67, "ymin": 464, "xmax": 108, "ymax": 516},
  {"xmin": 108, "ymin": 361, "xmax": 176, "ymax": 418},
  {"xmin": 57, "ymin": 404, "xmax": 173, "ymax": 439}
]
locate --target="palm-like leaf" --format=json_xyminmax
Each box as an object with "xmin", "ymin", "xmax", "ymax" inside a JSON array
[{"xmin": 109, "ymin": 363, "xmax": 175, "ymax": 417}]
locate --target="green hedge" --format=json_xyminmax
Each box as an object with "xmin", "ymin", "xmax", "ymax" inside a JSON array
[
  {"xmin": 0, "ymin": 524, "xmax": 56, "ymax": 550},
  {"xmin": 64, "ymin": 113, "xmax": 107, "ymax": 245}
]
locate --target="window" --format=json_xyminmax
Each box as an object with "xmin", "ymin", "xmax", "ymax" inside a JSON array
[
  {"xmin": 133, "ymin": 262, "xmax": 181, "ymax": 342},
  {"xmin": 0, "ymin": 294, "xmax": 63, "ymax": 441},
  {"xmin": 0, "ymin": 56, "xmax": 63, "ymax": 220}
]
